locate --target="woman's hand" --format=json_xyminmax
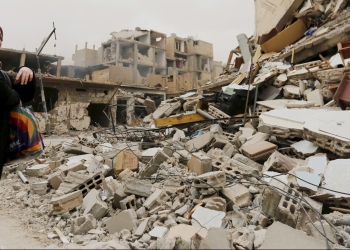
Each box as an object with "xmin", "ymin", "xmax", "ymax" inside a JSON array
[{"xmin": 14, "ymin": 67, "xmax": 33, "ymax": 85}]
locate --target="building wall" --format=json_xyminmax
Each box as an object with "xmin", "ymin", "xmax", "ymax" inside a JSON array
[
  {"xmin": 212, "ymin": 61, "xmax": 224, "ymax": 79},
  {"xmin": 166, "ymin": 36, "xmax": 175, "ymax": 58},
  {"xmin": 187, "ymin": 40, "xmax": 214, "ymax": 57}
]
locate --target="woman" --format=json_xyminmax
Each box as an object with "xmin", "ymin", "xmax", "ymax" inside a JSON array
[{"xmin": 0, "ymin": 26, "xmax": 36, "ymax": 178}]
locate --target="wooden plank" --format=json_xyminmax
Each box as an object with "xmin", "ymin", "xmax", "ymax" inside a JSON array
[{"xmin": 155, "ymin": 113, "xmax": 206, "ymax": 127}]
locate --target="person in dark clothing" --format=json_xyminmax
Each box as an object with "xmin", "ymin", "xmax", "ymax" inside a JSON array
[{"xmin": 0, "ymin": 27, "xmax": 36, "ymax": 178}]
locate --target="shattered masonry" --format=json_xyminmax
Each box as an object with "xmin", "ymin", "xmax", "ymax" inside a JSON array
[{"xmin": 3, "ymin": 0, "xmax": 350, "ymax": 249}]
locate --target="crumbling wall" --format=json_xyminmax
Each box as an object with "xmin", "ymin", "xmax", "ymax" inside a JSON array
[{"xmin": 35, "ymin": 85, "xmax": 119, "ymax": 134}]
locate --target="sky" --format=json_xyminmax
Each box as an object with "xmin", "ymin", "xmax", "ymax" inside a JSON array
[{"xmin": 1, "ymin": 0, "xmax": 255, "ymax": 65}]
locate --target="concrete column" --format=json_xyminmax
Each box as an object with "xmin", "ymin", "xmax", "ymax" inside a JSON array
[
  {"xmin": 152, "ymin": 47, "xmax": 155, "ymax": 74},
  {"xmin": 115, "ymin": 41, "xmax": 120, "ymax": 66},
  {"xmin": 56, "ymin": 58, "xmax": 62, "ymax": 77},
  {"xmin": 133, "ymin": 43, "xmax": 138, "ymax": 84},
  {"xmin": 19, "ymin": 49, "xmax": 26, "ymax": 67}
]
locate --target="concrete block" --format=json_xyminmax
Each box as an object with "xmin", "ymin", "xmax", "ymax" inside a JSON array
[
  {"xmin": 275, "ymin": 184, "xmax": 300, "ymax": 228},
  {"xmin": 211, "ymin": 134, "xmax": 230, "ymax": 149},
  {"xmin": 186, "ymin": 132, "xmax": 214, "ymax": 152},
  {"xmin": 261, "ymin": 178, "xmax": 285, "ymax": 218},
  {"xmin": 210, "ymin": 124, "xmax": 223, "ymax": 135},
  {"xmin": 222, "ymin": 143, "xmax": 237, "ymax": 157},
  {"xmin": 48, "ymin": 171, "xmax": 65, "ymax": 190},
  {"xmin": 114, "ymin": 150, "xmax": 139, "ymax": 175},
  {"xmin": 140, "ymin": 150, "xmax": 169, "ymax": 178},
  {"xmin": 192, "ymin": 171, "xmax": 226, "ymax": 195},
  {"xmin": 296, "ymin": 197, "xmax": 322, "ymax": 231},
  {"xmin": 120, "ymin": 195, "xmax": 137, "ymax": 210},
  {"xmin": 307, "ymin": 89, "xmax": 324, "ymax": 106},
  {"xmin": 231, "ymin": 227, "xmax": 254, "ymax": 250},
  {"xmin": 208, "ymin": 105, "xmax": 230, "ymax": 124},
  {"xmin": 263, "ymin": 151, "xmax": 297, "ymax": 173},
  {"xmin": 187, "ymin": 152, "xmax": 212, "ymax": 175},
  {"xmin": 124, "ymin": 178, "xmax": 152, "ymax": 197},
  {"xmin": 118, "ymin": 168, "xmax": 133, "ymax": 180},
  {"xmin": 71, "ymin": 214, "xmax": 96, "ymax": 235},
  {"xmin": 112, "ymin": 189, "xmax": 128, "ymax": 209},
  {"xmin": 106, "ymin": 209, "xmax": 138, "ymax": 234},
  {"xmin": 221, "ymin": 184, "xmax": 252, "ymax": 208},
  {"xmin": 58, "ymin": 171, "xmax": 104, "ymax": 196},
  {"xmin": 50, "ymin": 190, "xmax": 83, "ymax": 215},
  {"xmin": 81, "ymin": 189, "xmax": 108, "ymax": 220},
  {"xmin": 143, "ymin": 188, "xmax": 162, "ymax": 210},
  {"xmin": 260, "ymin": 222, "xmax": 327, "ymax": 249},
  {"xmin": 26, "ymin": 164, "xmax": 51, "ymax": 177},
  {"xmin": 31, "ymin": 181, "xmax": 49, "ymax": 195},
  {"xmin": 221, "ymin": 158, "xmax": 259, "ymax": 178}
]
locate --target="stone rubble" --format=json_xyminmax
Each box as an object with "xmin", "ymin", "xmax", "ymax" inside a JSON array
[{"xmin": 3, "ymin": 1, "xmax": 350, "ymax": 249}]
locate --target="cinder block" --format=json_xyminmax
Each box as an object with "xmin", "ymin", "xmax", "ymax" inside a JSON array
[
  {"xmin": 186, "ymin": 132, "xmax": 214, "ymax": 152},
  {"xmin": 71, "ymin": 214, "xmax": 96, "ymax": 235},
  {"xmin": 262, "ymin": 179, "xmax": 285, "ymax": 218},
  {"xmin": 221, "ymin": 184, "xmax": 251, "ymax": 209},
  {"xmin": 50, "ymin": 190, "xmax": 83, "ymax": 215},
  {"xmin": 276, "ymin": 185, "xmax": 300, "ymax": 228},
  {"xmin": 31, "ymin": 181, "xmax": 49, "ymax": 195},
  {"xmin": 192, "ymin": 171, "xmax": 226, "ymax": 195},
  {"xmin": 120, "ymin": 195, "xmax": 137, "ymax": 210},
  {"xmin": 231, "ymin": 227, "xmax": 254, "ymax": 250},
  {"xmin": 187, "ymin": 152, "xmax": 212, "ymax": 175}
]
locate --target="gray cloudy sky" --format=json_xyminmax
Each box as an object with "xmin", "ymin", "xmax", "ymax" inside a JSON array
[{"xmin": 1, "ymin": 0, "xmax": 255, "ymax": 65}]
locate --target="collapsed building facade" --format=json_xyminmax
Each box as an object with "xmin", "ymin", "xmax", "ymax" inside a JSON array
[{"xmin": 3, "ymin": 0, "xmax": 350, "ymax": 249}]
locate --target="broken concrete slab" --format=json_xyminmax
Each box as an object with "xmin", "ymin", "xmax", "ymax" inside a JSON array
[
  {"xmin": 149, "ymin": 226, "xmax": 169, "ymax": 238},
  {"xmin": 307, "ymin": 89, "xmax": 324, "ymax": 107},
  {"xmin": 134, "ymin": 217, "xmax": 150, "ymax": 237},
  {"xmin": 124, "ymin": 178, "xmax": 152, "ymax": 197},
  {"xmin": 192, "ymin": 206, "xmax": 226, "ymax": 229},
  {"xmin": 106, "ymin": 209, "xmax": 138, "ymax": 234},
  {"xmin": 264, "ymin": 151, "xmax": 297, "ymax": 173},
  {"xmin": 231, "ymin": 227, "xmax": 255, "ymax": 250},
  {"xmin": 291, "ymin": 140, "xmax": 319, "ymax": 158},
  {"xmin": 186, "ymin": 132, "xmax": 214, "ymax": 152},
  {"xmin": 260, "ymin": 221, "xmax": 326, "ymax": 249},
  {"xmin": 50, "ymin": 190, "xmax": 83, "ymax": 215},
  {"xmin": 205, "ymin": 227, "xmax": 230, "ymax": 249}
]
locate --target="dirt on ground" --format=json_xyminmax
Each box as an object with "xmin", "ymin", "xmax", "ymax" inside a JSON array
[{"xmin": 0, "ymin": 210, "xmax": 45, "ymax": 249}]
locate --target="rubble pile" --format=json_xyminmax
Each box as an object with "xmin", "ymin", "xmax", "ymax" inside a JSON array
[{"xmin": 3, "ymin": 0, "xmax": 350, "ymax": 250}]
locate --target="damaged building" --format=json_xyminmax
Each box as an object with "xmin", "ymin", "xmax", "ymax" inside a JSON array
[{"xmin": 4, "ymin": 0, "xmax": 350, "ymax": 249}]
